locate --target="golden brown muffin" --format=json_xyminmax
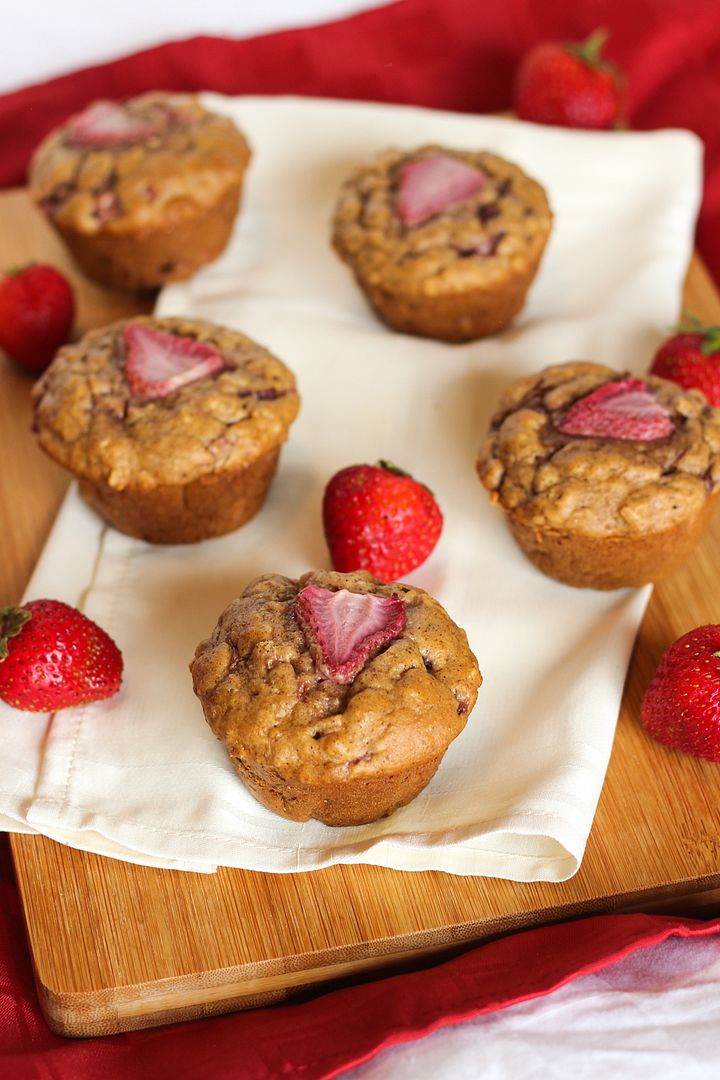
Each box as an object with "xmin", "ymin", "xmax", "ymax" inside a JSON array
[
  {"xmin": 477, "ymin": 361, "xmax": 720, "ymax": 589},
  {"xmin": 28, "ymin": 93, "xmax": 251, "ymax": 291},
  {"xmin": 332, "ymin": 145, "xmax": 552, "ymax": 342},
  {"xmin": 190, "ymin": 570, "xmax": 482, "ymax": 826},
  {"xmin": 32, "ymin": 315, "xmax": 300, "ymax": 544}
]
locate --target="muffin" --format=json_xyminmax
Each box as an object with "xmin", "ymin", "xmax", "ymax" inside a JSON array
[
  {"xmin": 32, "ymin": 315, "xmax": 300, "ymax": 544},
  {"xmin": 477, "ymin": 361, "xmax": 720, "ymax": 589},
  {"xmin": 28, "ymin": 93, "xmax": 251, "ymax": 291},
  {"xmin": 332, "ymin": 145, "xmax": 552, "ymax": 342},
  {"xmin": 190, "ymin": 570, "xmax": 482, "ymax": 826}
]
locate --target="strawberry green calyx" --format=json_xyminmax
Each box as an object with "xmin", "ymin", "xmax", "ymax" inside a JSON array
[
  {"xmin": 566, "ymin": 28, "xmax": 609, "ymax": 69},
  {"xmin": 377, "ymin": 460, "xmax": 411, "ymax": 478},
  {"xmin": 0, "ymin": 606, "xmax": 31, "ymax": 662},
  {"xmin": 378, "ymin": 460, "xmax": 435, "ymax": 497},
  {"xmin": 5, "ymin": 262, "xmax": 36, "ymax": 277},
  {"xmin": 671, "ymin": 313, "xmax": 720, "ymax": 356}
]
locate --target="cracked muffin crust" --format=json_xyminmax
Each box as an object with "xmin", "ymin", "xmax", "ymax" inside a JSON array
[
  {"xmin": 28, "ymin": 93, "xmax": 251, "ymax": 291},
  {"xmin": 332, "ymin": 145, "xmax": 552, "ymax": 342},
  {"xmin": 32, "ymin": 315, "xmax": 300, "ymax": 544},
  {"xmin": 190, "ymin": 570, "xmax": 482, "ymax": 826},
  {"xmin": 477, "ymin": 361, "xmax": 720, "ymax": 589}
]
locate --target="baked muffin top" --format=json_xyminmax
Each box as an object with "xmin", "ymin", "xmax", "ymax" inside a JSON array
[
  {"xmin": 478, "ymin": 361, "xmax": 720, "ymax": 538},
  {"xmin": 190, "ymin": 570, "xmax": 482, "ymax": 785},
  {"xmin": 332, "ymin": 145, "xmax": 552, "ymax": 294},
  {"xmin": 29, "ymin": 93, "xmax": 251, "ymax": 236},
  {"xmin": 32, "ymin": 316, "xmax": 299, "ymax": 491}
]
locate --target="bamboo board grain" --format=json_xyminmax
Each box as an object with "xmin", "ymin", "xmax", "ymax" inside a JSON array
[{"xmin": 3, "ymin": 188, "xmax": 720, "ymax": 1038}]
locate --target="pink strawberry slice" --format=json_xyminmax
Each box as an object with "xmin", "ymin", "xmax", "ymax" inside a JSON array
[
  {"xmin": 557, "ymin": 377, "xmax": 674, "ymax": 441},
  {"xmin": 295, "ymin": 585, "xmax": 406, "ymax": 684},
  {"xmin": 123, "ymin": 324, "xmax": 226, "ymax": 400},
  {"xmin": 67, "ymin": 102, "xmax": 159, "ymax": 147},
  {"xmin": 397, "ymin": 154, "xmax": 487, "ymax": 227}
]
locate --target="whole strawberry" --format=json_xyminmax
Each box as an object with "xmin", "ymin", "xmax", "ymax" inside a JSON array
[
  {"xmin": 323, "ymin": 461, "xmax": 443, "ymax": 582},
  {"xmin": 0, "ymin": 599, "xmax": 123, "ymax": 712},
  {"xmin": 640, "ymin": 624, "xmax": 720, "ymax": 763},
  {"xmin": 514, "ymin": 29, "xmax": 624, "ymax": 130},
  {"xmin": 650, "ymin": 315, "xmax": 720, "ymax": 406},
  {"xmin": 0, "ymin": 263, "xmax": 75, "ymax": 374}
]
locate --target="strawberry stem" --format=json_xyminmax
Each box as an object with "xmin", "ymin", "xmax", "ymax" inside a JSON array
[
  {"xmin": 4, "ymin": 261, "xmax": 36, "ymax": 277},
  {"xmin": 670, "ymin": 311, "xmax": 720, "ymax": 355},
  {"xmin": 567, "ymin": 28, "xmax": 609, "ymax": 69},
  {"xmin": 0, "ymin": 605, "xmax": 31, "ymax": 662},
  {"xmin": 377, "ymin": 459, "xmax": 435, "ymax": 497},
  {"xmin": 701, "ymin": 337, "xmax": 720, "ymax": 357},
  {"xmin": 378, "ymin": 460, "xmax": 412, "ymax": 479}
]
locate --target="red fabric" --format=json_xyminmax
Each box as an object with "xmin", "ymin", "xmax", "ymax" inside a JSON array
[
  {"xmin": 0, "ymin": 834, "xmax": 718, "ymax": 1080},
  {"xmin": 2, "ymin": 2, "xmax": 720, "ymax": 1075},
  {"xmin": 1, "ymin": 0, "xmax": 720, "ymax": 282}
]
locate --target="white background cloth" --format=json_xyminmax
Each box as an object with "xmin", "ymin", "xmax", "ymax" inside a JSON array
[
  {"xmin": 0, "ymin": 96, "xmax": 701, "ymax": 879},
  {"xmin": 1, "ymin": 1, "xmax": 385, "ymax": 95},
  {"xmin": 345, "ymin": 933, "xmax": 720, "ymax": 1079}
]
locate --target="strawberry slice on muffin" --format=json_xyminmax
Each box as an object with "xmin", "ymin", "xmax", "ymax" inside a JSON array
[
  {"xmin": 67, "ymin": 101, "xmax": 161, "ymax": 146},
  {"xmin": 295, "ymin": 585, "xmax": 406, "ymax": 684},
  {"xmin": 397, "ymin": 154, "xmax": 487, "ymax": 226},
  {"xmin": 124, "ymin": 324, "xmax": 226, "ymax": 400}
]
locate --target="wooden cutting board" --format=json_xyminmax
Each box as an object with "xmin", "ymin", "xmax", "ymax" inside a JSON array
[{"xmin": 3, "ymin": 188, "xmax": 720, "ymax": 1039}]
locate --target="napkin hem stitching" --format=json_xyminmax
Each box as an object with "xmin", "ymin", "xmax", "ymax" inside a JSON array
[{"xmin": 24, "ymin": 799, "xmax": 585, "ymax": 852}]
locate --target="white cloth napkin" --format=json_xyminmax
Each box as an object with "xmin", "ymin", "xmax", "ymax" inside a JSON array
[{"xmin": 0, "ymin": 96, "xmax": 702, "ymax": 879}]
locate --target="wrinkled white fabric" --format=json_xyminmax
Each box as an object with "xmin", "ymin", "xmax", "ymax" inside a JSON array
[
  {"xmin": 345, "ymin": 934, "xmax": 720, "ymax": 1079},
  {"xmin": 0, "ymin": 97, "xmax": 701, "ymax": 877}
]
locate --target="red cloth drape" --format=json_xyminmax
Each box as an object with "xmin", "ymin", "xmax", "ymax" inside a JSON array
[{"xmin": 1, "ymin": 832, "xmax": 718, "ymax": 1079}]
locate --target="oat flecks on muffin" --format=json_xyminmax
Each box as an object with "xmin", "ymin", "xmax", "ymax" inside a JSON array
[
  {"xmin": 190, "ymin": 570, "xmax": 482, "ymax": 826},
  {"xmin": 28, "ymin": 92, "xmax": 251, "ymax": 290},
  {"xmin": 477, "ymin": 361, "xmax": 720, "ymax": 589},
  {"xmin": 332, "ymin": 144, "xmax": 552, "ymax": 342},
  {"xmin": 33, "ymin": 315, "xmax": 298, "ymax": 490},
  {"xmin": 31, "ymin": 316, "xmax": 300, "ymax": 544}
]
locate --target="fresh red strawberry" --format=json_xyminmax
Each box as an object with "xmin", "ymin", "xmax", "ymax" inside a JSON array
[
  {"xmin": 323, "ymin": 462, "xmax": 443, "ymax": 582},
  {"xmin": 397, "ymin": 154, "xmax": 486, "ymax": 227},
  {"xmin": 557, "ymin": 378, "xmax": 674, "ymax": 441},
  {"xmin": 67, "ymin": 101, "xmax": 159, "ymax": 147},
  {"xmin": 640, "ymin": 624, "xmax": 720, "ymax": 763},
  {"xmin": 514, "ymin": 29, "xmax": 624, "ymax": 130},
  {"xmin": 0, "ymin": 600, "xmax": 123, "ymax": 713},
  {"xmin": 124, "ymin": 324, "xmax": 226, "ymax": 400},
  {"xmin": 650, "ymin": 315, "xmax": 720, "ymax": 406},
  {"xmin": 296, "ymin": 585, "xmax": 406, "ymax": 684},
  {"xmin": 0, "ymin": 263, "xmax": 75, "ymax": 373}
]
